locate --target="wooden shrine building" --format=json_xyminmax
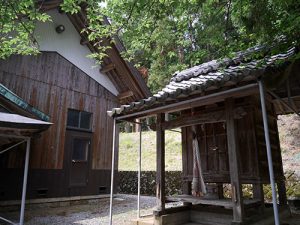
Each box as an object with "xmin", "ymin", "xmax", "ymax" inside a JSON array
[
  {"xmin": 0, "ymin": 0, "xmax": 150, "ymax": 202},
  {"xmin": 108, "ymin": 45, "xmax": 300, "ymax": 225}
]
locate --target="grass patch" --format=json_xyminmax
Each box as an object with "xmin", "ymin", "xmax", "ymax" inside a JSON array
[{"xmin": 118, "ymin": 130, "xmax": 182, "ymax": 171}]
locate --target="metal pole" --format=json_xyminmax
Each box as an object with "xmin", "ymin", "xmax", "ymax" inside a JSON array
[
  {"xmin": 109, "ymin": 119, "xmax": 117, "ymax": 225},
  {"xmin": 0, "ymin": 140, "xmax": 26, "ymax": 155},
  {"xmin": 19, "ymin": 138, "xmax": 31, "ymax": 225},
  {"xmin": 258, "ymin": 80, "xmax": 280, "ymax": 225},
  {"xmin": 137, "ymin": 124, "xmax": 142, "ymax": 218}
]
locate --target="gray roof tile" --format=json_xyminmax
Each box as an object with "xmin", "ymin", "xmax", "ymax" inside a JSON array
[{"xmin": 108, "ymin": 46, "xmax": 296, "ymax": 117}]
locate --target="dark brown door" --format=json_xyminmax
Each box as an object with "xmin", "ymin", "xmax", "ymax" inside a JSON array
[{"xmin": 66, "ymin": 131, "xmax": 91, "ymax": 187}]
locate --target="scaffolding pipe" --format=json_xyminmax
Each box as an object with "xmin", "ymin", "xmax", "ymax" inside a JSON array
[
  {"xmin": 19, "ymin": 138, "xmax": 31, "ymax": 225},
  {"xmin": 137, "ymin": 124, "xmax": 142, "ymax": 218},
  {"xmin": 109, "ymin": 119, "xmax": 117, "ymax": 225},
  {"xmin": 258, "ymin": 80, "xmax": 280, "ymax": 225}
]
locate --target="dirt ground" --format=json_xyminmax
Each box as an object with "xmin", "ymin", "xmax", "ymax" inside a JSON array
[
  {"xmin": 0, "ymin": 195, "xmax": 156, "ymax": 225},
  {"xmin": 1, "ymin": 195, "xmax": 299, "ymax": 225}
]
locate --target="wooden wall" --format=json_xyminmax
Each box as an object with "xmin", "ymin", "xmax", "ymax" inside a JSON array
[
  {"xmin": 0, "ymin": 52, "xmax": 118, "ymax": 170},
  {"xmin": 182, "ymin": 96, "xmax": 284, "ymax": 185}
]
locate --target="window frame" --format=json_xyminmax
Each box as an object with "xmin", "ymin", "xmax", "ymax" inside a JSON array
[
  {"xmin": 71, "ymin": 138, "xmax": 90, "ymax": 163},
  {"xmin": 66, "ymin": 109, "xmax": 93, "ymax": 132}
]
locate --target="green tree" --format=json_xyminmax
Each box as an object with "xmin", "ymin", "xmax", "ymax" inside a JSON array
[
  {"xmin": 0, "ymin": 0, "xmax": 51, "ymax": 58},
  {"xmin": 1, "ymin": 0, "xmax": 299, "ymax": 92}
]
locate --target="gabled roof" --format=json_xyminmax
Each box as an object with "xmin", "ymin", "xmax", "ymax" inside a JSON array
[
  {"xmin": 0, "ymin": 84, "xmax": 50, "ymax": 122},
  {"xmin": 39, "ymin": 0, "xmax": 151, "ymax": 103},
  {"xmin": 108, "ymin": 45, "xmax": 298, "ymax": 118}
]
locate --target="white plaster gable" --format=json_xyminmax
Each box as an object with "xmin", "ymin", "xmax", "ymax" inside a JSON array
[{"xmin": 34, "ymin": 9, "xmax": 118, "ymax": 95}]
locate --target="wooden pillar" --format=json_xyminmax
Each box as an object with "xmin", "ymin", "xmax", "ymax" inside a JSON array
[
  {"xmin": 253, "ymin": 183, "xmax": 265, "ymax": 213},
  {"xmin": 277, "ymin": 181, "xmax": 287, "ymax": 206},
  {"xmin": 156, "ymin": 113, "xmax": 165, "ymax": 211},
  {"xmin": 225, "ymin": 98, "xmax": 244, "ymax": 224},
  {"xmin": 218, "ymin": 184, "xmax": 224, "ymax": 199}
]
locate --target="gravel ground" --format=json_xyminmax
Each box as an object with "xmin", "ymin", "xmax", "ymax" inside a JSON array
[{"xmin": 1, "ymin": 195, "xmax": 157, "ymax": 225}]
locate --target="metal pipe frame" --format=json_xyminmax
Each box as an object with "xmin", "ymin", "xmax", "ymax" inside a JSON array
[
  {"xmin": 109, "ymin": 119, "xmax": 117, "ymax": 225},
  {"xmin": 0, "ymin": 137, "xmax": 31, "ymax": 225},
  {"xmin": 19, "ymin": 138, "xmax": 31, "ymax": 225},
  {"xmin": 137, "ymin": 124, "xmax": 142, "ymax": 218},
  {"xmin": 258, "ymin": 80, "xmax": 280, "ymax": 225},
  {"xmin": 0, "ymin": 140, "xmax": 27, "ymax": 155},
  {"xmin": 0, "ymin": 216, "xmax": 15, "ymax": 225}
]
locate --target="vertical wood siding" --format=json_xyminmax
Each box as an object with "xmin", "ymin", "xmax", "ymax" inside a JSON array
[
  {"xmin": 0, "ymin": 52, "xmax": 118, "ymax": 170},
  {"xmin": 181, "ymin": 96, "xmax": 283, "ymax": 184}
]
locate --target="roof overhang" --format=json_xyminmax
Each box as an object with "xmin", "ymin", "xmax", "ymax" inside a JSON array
[
  {"xmin": 0, "ymin": 112, "xmax": 52, "ymax": 146},
  {"xmin": 115, "ymin": 82, "xmax": 259, "ymax": 121},
  {"xmin": 108, "ymin": 46, "xmax": 300, "ymax": 120}
]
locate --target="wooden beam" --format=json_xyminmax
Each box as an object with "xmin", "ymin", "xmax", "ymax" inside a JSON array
[
  {"xmin": 150, "ymin": 107, "xmax": 247, "ymax": 131},
  {"xmin": 117, "ymin": 90, "xmax": 134, "ymax": 100},
  {"xmin": 100, "ymin": 63, "xmax": 115, "ymax": 73},
  {"xmin": 156, "ymin": 113, "xmax": 166, "ymax": 211},
  {"xmin": 225, "ymin": 98, "xmax": 244, "ymax": 224}
]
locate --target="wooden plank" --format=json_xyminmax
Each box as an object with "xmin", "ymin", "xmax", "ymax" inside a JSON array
[
  {"xmin": 156, "ymin": 113, "xmax": 166, "ymax": 211},
  {"xmin": 225, "ymin": 98, "xmax": 244, "ymax": 224},
  {"xmin": 160, "ymin": 107, "xmax": 246, "ymax": 130}
]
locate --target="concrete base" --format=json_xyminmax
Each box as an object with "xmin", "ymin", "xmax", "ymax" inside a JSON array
[
  {"xmin": 0, "ymin": 194, "xmax": 110, "ymax": 212},
  {"xmin": 132, "ymin": 205, "xmax": 293, "ymax": 225}
]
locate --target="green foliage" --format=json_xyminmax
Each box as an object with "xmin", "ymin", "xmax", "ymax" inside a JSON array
[
  {"xmin": 0, "ymin": 0, "xmax": 51, "ymax": 59},
  {"xmin": 119, "ymin": 130, "xmax": 182, "ymax": 171},
  {"xmin": 0, "ymin": 0, "xmax": 299, "ymax": 92}
]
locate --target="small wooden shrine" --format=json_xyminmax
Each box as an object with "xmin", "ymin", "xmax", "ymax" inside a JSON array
[{"xmin": 108, "ymin": 45, "xmax": 300, "ymax": 225}]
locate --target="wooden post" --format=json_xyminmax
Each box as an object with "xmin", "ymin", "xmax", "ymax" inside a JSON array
[
  {"xmin": 218, "ymin": 184, "xmax": 224, "ymax": 199},
  {"xmin": 253, "ymin": 183, "xmax": 265, "ymax": 213},
  {"xmin": 156, "ymin": 113, "xmax": 166, "ymax": 212},
  {"xmin": 277, "ymin": 181, "xmax": 287, "ymax": 206},
  {"xmin": 225, "ymin": 98, "xmax": 244, "ymax": 224}
]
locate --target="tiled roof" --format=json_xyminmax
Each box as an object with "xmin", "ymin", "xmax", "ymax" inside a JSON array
[{"xmin": 108, "ymin": 46, "xmax": 296, "ymax": 118}]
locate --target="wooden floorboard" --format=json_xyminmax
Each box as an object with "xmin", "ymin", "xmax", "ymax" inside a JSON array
[{"xmin": 166, "ymin": 195, "xmax": 260, "ymax": 208}]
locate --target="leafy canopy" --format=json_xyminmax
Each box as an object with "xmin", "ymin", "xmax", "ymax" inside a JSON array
[{"xmin": 1, "ymin": 0, "xmax": 299, "ymax": 92}]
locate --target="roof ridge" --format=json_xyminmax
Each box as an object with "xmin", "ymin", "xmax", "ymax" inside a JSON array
[{"xmin": 171, "ymin": 45, "xmax": 268, "ymax": 83}]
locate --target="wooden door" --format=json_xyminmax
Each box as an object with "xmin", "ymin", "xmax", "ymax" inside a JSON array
[{"xmin": 65, "ymin": 131, "xmax": 91, "ymax": 187}]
